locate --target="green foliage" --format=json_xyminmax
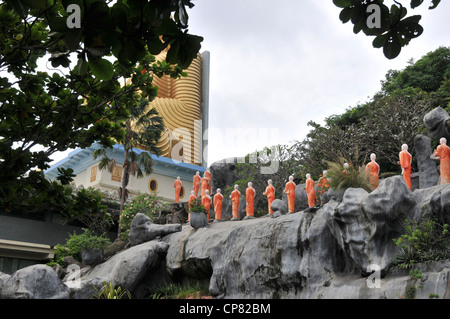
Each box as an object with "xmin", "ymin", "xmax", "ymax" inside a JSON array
[
  {"xmin": 50, "ymin": 228, "xmax": 111, "ymax": 265},
  {"xmin": 325, "ymin": 158, "xmax": 373, "ymax": 192},
  {"xmin": 393, "ymin": 217, "xmax": 450, "ymax": 268},
  {"xmin": 381, "ymin": 47, "xmax": 450, "ymax": 94},
  {"xmin": 189, "ymin": 196, "xmax": 207, "ymax": 214},
  {"xmin": 0, "ymin": 0, "xmax": 202, "ymax": 215},
  {"xmin": 333, "ymin": 0, "xmax": 442, "ymax": 59},
  {"xmin": 90, "ymin": 282, "xmax": 132, "ymax": 299},
  {"xmin": 151, "ymin": 283, "xmax": 209, "ymax": 299},
  {"xmin": 65, "ymin": 187, "xmax": 113, "ymax": 236},
  {"xmin": 119, "ymin": 193, "xmax": 169, "ymax": 240}
]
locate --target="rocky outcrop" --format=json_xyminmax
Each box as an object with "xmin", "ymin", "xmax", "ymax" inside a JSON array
[
  {"xmin": 2, "ymin": 177, "xmax": 450, "ymax": 299},
  {"xmin": 162, "ymin": 176, "xmax": 450, "ymax": 299},
  {"xmin": 414, "ymin": 134, "xmax": 440, "ymax": 188}
]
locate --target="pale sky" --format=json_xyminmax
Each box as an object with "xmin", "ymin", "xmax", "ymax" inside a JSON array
[
  {"xmin": 186, "ymin": 0, "xmax": 450, "ymax": 165},
  {"xmin": 49, "ymin": 1, "xmax": 450, "ymax": 167}
]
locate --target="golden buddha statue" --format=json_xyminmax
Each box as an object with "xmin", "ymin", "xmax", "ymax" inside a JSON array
[{"xmin": 145, "ymin": 49, "xmax": 204, "ymax": 166}]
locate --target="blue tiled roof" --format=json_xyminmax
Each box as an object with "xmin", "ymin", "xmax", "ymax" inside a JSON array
[{"xmin": 44, "ymin": 143, "xmax": 206, "ymax": 181}]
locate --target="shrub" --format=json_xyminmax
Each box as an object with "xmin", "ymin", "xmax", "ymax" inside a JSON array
[
  {"xmin": 189, "ymin": 196, "xmax": 206, "ymax": 214},
  {"xmin": 66, "ymin": 187, "xmax": 113, "ymax": 236},
  {"xmin": 325, "ymin": 158, "xmax": 372, "ymax": 193},
  {"xmin": 119, "ymin": 193, "xmax": 168, "ymax": 239},
  {"xmin": 49, "ymin": 228, "xmax": 111, "ymax": 266},
  {"xmin": 90, "ymin": 282, "xmax": 132, "ymax": 299},
  {"xmin": 393, "ymin": 217, "xmax": 450, "ymax": 268}
]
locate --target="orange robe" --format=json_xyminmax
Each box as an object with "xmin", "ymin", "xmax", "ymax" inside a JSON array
[
  {"xmin": 193, "ymin": 174, "xmax": 201, "ymax": 197},
  {"xmin": 188, "ymin": 194, "xmax": 196, "ymax": 222},
  {"xmin": 264, "ymin": 185, "xmax": 275, "ymax": 215},
  {"xmin": 284, "ymin": 181, "xmax": 296, "ymax": 213},
  {"xmin": 205, "ymin": 171, "xmax": 212, "ymax": 193},
  {"xmin": 213, "ymin": 193, "xmax": 223, "ymax": 221},
  {"xmin": 200, "ymin": 177, "xmax": 209, "ymax": 198},
  {"xmin": 399, "ymin": 150, "xmax": 412, "ymax": 190},
  {"xmin": 202, "ymin": 195, "xmax": 211, "ymax": 222},
  {"xmin": 305, "ymin": 178, "xmax": 316, "ymax": 208},
  {"xmin": 230, "ymin": 189, "xmax": 241, "ymax": 219},
  {"xmin": 365, "ymin": 161, "xmax": 380, "ymax": 190},
  {"xmin": 174, "ymin": 180, "xmax": 182, "ymax": 203},
  {"xmin": 434, "ymin": 144, "xmax": 450, "ymax": 185},
  {"xmin": 246, "ymin": 187, "xmax": 255, "ymax": 217}
]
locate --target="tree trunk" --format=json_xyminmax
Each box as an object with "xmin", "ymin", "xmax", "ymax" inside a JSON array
[{"xmin": 117, "ymin": 148, "xmax": 130, "ymax": 238}]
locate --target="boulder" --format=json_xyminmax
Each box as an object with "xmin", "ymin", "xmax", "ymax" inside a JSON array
[
  {"xmin": 129, "ymin": 213, "xmax": 182, "ymax": 246},
  {"xmin": 270, "ymin": 199, "xmax": 288, "ymax": 218},
  {"xmin": 326, "ymin": 176, "xmax": 415, "ymax": 275},
  {"xmin": 81, "ymin": 248, "xmax": 103, "ymax": 266},
  {"xmin": 423, "ymin": 107, "xmax": 450, "ymax": 142},
  {"xmin": 429, "ymin": 184, "xmax": 450, "ymax": 225},
  {"xmin": 69, "ymin": 240, "xmax": 169, "ymax": 299},
  {"xmin": 209, "ymin": 158, "xmax": 239, "ymax": 193},
  {"xmin": 0, "ymin": 271, "xmax": 11, "ymax": 291},
  {"xmin": 0, "ymin": 264, "xmax": 69, "ymax": 299},
  {"xmin": 414, "ymin": 134, "xmax": 440, "ymax": 188}
]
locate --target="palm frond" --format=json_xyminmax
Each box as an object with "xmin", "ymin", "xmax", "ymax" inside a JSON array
[
  {"xmin": 92, "ymin": 148, "xmax": 107, "ymax": 160},
  {"xmin": 98, "ymin": 157, "xmax": 112, "ymax": 171},
  {"xmin": 139, "ymin": 152, "xmax": 154, "ymax": 175}
]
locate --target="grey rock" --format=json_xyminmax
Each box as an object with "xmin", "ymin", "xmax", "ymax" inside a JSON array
[
  {"xmin": 429, "ymin": 185, "xmax": 450, "ymax": 225},
  {"xmin": 414, "ymin": 134, "xmax": 440, "ymax": 188},
  {"xmin": 129, "ymin": 213, "xmax": 182, "ymax": 246},
  {"xmin": 0, "ymin": 272, "xmax": 11, "ymax": 291},
  {"xmin": 209, "ymin": 158, "xmax": 239, "ymax": 193},
  {"xmin": 0, "ymin": 264, "xmax": 69, "ymax": 299},
  {"xmin": 326, "ymin": 177, "xmax": 415, "ymax": 275},
  {"xmin": 423, "ymin": 107, "xmax": 450, "ymax": 142},
  {"xmin": 270, "ymin": 199, "xmax": 288, "ymax": 216},
  {"xmin": 163, "ymin": 176, "xmax": 450, "ymax": 299},
  {"xmin": 70, "ymin": 240, "xmax": 169, "ymax": 299},
  {"xmin": 81, "ymin": 248, "xmax": 103, "ymax": 266}
]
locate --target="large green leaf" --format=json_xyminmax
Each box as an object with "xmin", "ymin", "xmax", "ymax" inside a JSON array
[
  {"xmin": 333, "ymin": 0, "xmax": 352, "ymax": 8},
  {"xmin": 383, "ymin": 33, "xmax": 402, "ymax": 60},
  {"xmin": 89, "ymin": 58, "xmax": 114, "ymax": 80}
]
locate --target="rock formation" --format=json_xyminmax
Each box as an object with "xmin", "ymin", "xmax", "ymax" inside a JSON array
[{"xmin": 1, "ymin": 176, "xmax": 450, "ymax": 299}]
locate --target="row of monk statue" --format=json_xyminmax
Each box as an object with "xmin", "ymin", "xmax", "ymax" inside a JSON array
[{"xmin": 173, "ymin": 138, "xmax": 450, "ymax": 222}]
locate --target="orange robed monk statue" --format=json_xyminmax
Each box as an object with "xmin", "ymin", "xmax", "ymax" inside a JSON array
[
  {"xmin": 284, "ymin": 176, "xmax": 296, "ymax": 214},
  {"xmin": 200, "ymin": 172, "xmax": 209, "ymax": 198},
  {"xmin": 365, "ymin": 153, "xmax": 380, "ymax": 190},
  {"xmin": 193, "ymin": 171, "xmax": 201, "ymax": 197},
  {"xmin": 205, "ymin": 169, "xmax": 212, "ymax": 194},
  {"xmin": 213, "ymin": 188, "xmax": 224, "ymax": 222},
  {"xmin": 432, "ymin": 137, "xmax": 450, "ymax": 185},
  {"xmin": 230, "ymin": 185, "xmax": 241, "ymax": 220},
  {"xmin": 202, "ymin": 190, "xmax": 212, "ymax": 223},
  {"xmin": 305, "ymin": 174, "xmax": 316, "ymax": 208},
  {"xmin": 263, "ymin": 179, "xmax": 275, "ymax": 215},
  {"xmin": 188, "ymin": 190, "xmax": 196, "ymax": 222},
  {"xmin": 245, "ymin": 182, "xmax": 256, "ymax": 218},
  {"xmin": 174, "ymin": 176, "xmax": 182, "ymax": 203},
  {"xmin": 399, "ymin": 144, "xmax": 412, "ymax": 190}
]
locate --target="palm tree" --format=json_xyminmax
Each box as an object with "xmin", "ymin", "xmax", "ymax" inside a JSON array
[{"xmin": 93, "ymin": 97, "xmax": 164, "ymax": 237}]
